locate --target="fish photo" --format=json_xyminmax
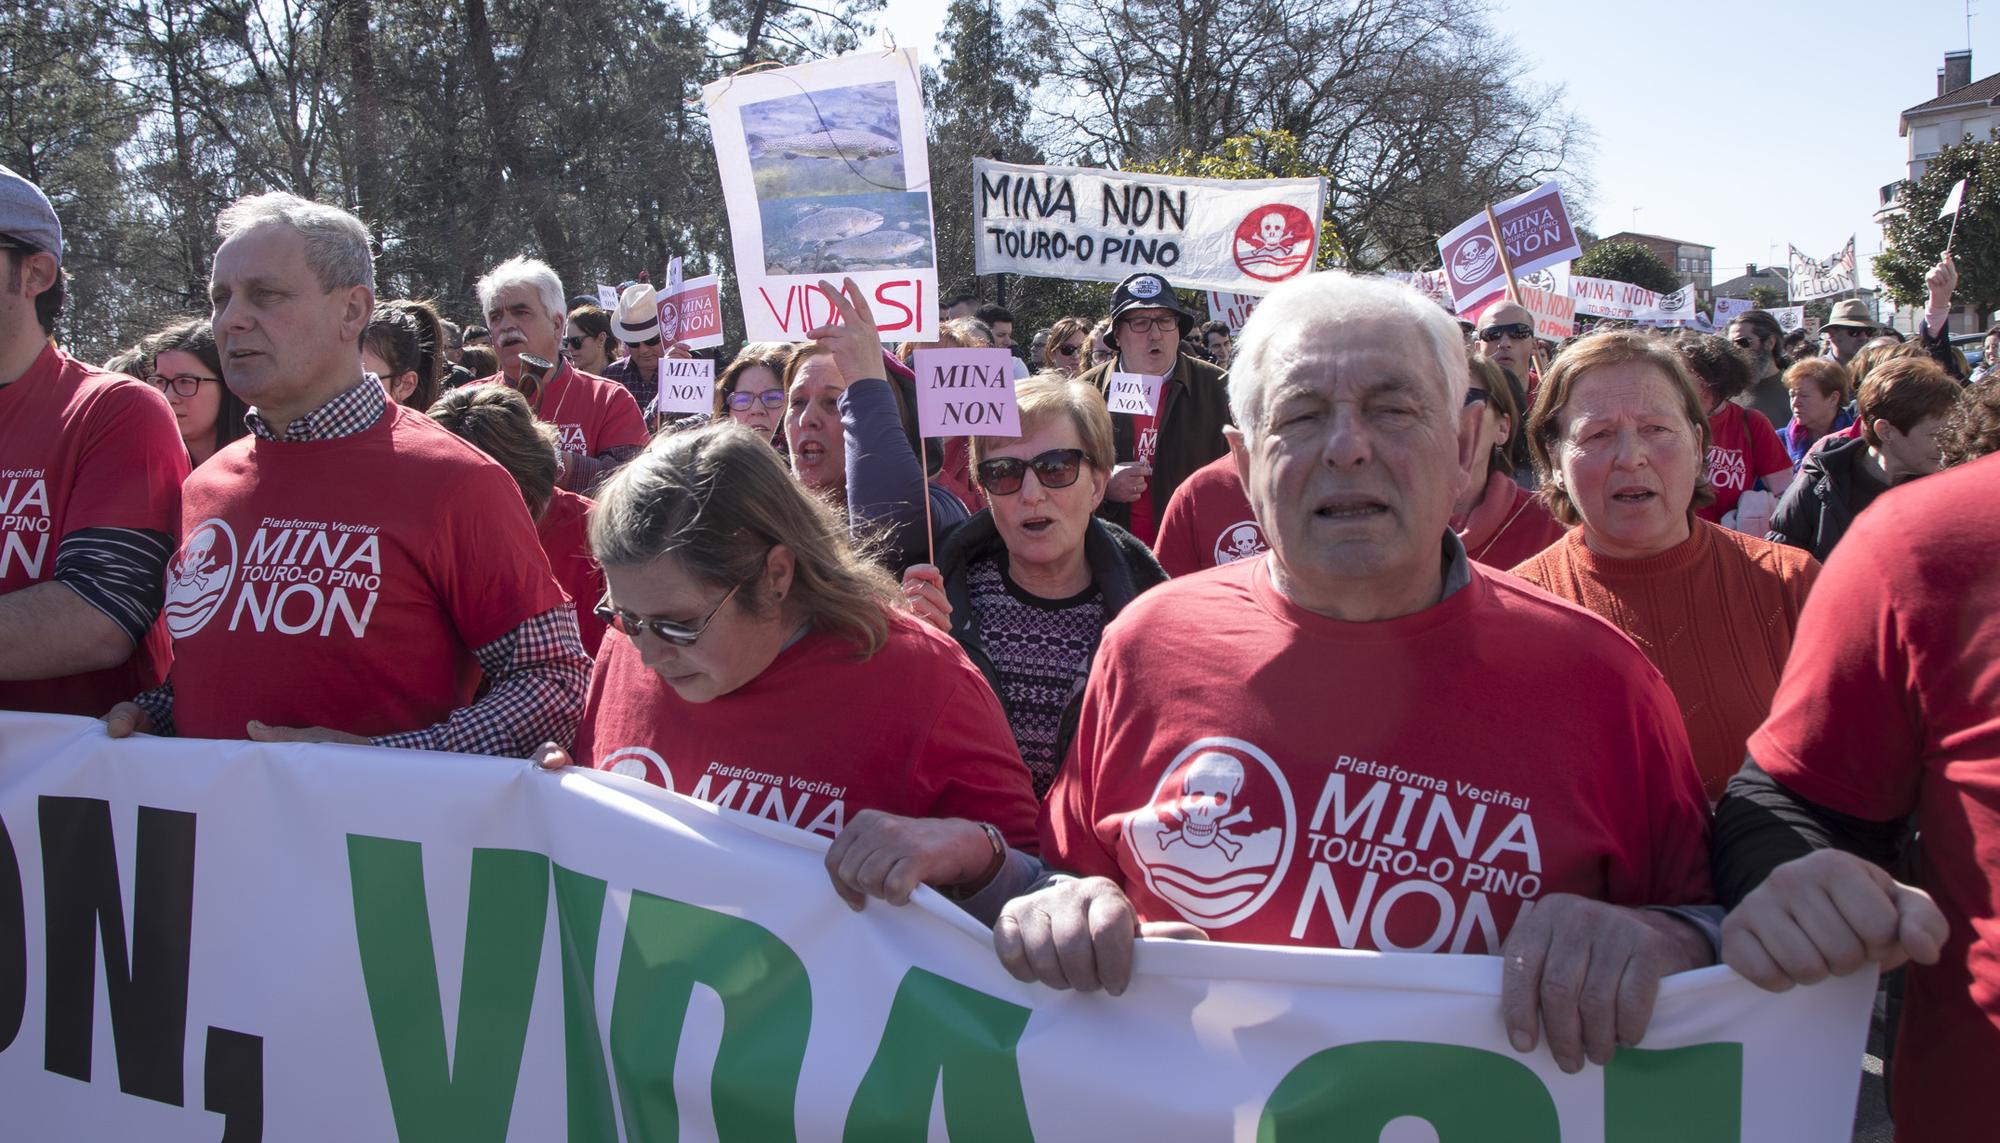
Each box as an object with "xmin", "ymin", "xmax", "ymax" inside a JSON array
[
  {"xmin": 742, "ymin": 81, "xmax": 907, "ymax": 200},
  {"xmin": 758, "ymin": 191, "xmax": 935, "ymax": 275}
]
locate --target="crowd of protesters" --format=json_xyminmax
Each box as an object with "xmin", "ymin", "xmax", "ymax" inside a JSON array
[{"xmin": 3, "ymin": 159, "xmax": 1998, "ymax": 1141}]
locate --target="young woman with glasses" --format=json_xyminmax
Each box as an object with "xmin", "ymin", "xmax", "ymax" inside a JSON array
[
  {"xmin": 139, "ymin": 318, "xmax": 248, "ymax": 468},
  {"xmin": 899, "ymin": 374, "xmax": 1167, "ymax": 798},
  {"xmin": 534, "ymin": 419, "xmax": 1042, "ymax": 917},
  {"xmin": 1039, "ymin": 315, "xmax": 1092, "ymax": 377},
  {"xmin": 563, "ymin": 304, "xmax": 614, "ymax": 375}
]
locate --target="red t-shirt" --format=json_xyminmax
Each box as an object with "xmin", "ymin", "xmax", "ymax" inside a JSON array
[
  {"xmin": 1151, "ymin": 453, "xmax": 1266, "ymax": 577},
  {"xmin": 476, "ymin": 362, "xmax": 648, "ymax": 458},
  {"xmin": 163, "ymin": 404, "xmax": 568, "ymax": 739},
  {"xmin": 0, "ymin": 345, "xmax": 187, "ymax": 715},
  {"xmin": 1750, "ymin": 452, "xmax": 2000, "ymax": 1143},
  {"xmin": 1123, "ymin": 409, "xmax": 1161, "ymax": 545},
  {"xmin": 1042, "ymin": 555, "xmax": 1712, "ymax": 951},
  {"xmin": 537, "ymin": 486, "xmax": 607, "ymax": 656},
  {"xmin": 1453, "ymin": 470, "xmax": 1565, "ymax": 570},
  {"xmin": 1698, "ymin": 402, "xmax": 1789, "ymax": 523},
  {"xmin": 574, "ymin": 612, "xmax": 1040, "ymax": 849}
]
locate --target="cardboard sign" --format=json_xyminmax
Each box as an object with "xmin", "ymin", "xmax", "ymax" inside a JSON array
[
  {"xmin": 1435, "ymin": 182, "xmax": 1583, "ymax": 308},
  {"xmin": 702, "ymin": 49, "xmax": 939, "ymax": 342},
  {"xmin": 1106, "ymin": 371, "xmax": 1165, "ymax": 416},
  {"xmin": 912, "ymin": 348, "xmax": 1020, "ymax": 436},
  {"xmin": 596, "ymin": 284, "xmax": 619, "ymax": 310},
  {"xmin": 657, "ymin": 273, "xmax": 725, "ymax": 350},
  {"xmin": 654, "ymin": 356, "xmax": 716, "ymax": 415},
  {"xmin": 974, "ymin": 159, "xmax": 1326, "ymax": 294},
  {"xmin": 1207, "ymin": 291, "xmax": 1262, "ymax": 335},
  {"xmin": 1788, "ymin": 238, "xmax": 1857, "ymax": 300}
]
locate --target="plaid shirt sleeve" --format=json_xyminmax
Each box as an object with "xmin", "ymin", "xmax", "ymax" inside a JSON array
[
  {"xmin": 133, "ymin": 679, "xmax": 175, "ymax": 736},
  {"xmin": 370, "ymin": 603, "xmax": 589, "ymax": 757}
]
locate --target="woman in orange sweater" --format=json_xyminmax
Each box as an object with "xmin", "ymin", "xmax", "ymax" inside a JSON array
[{"xmin": 1511, "ymin": 330, "xmax": 1820, "ymax": 800}]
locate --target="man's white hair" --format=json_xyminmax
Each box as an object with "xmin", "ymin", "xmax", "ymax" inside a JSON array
[
  {"xmin": 476, "ymin": 256, "xmax": 565, "ymax": 323},
  {"xmin": 1229, "ymin": 272, "xmax": 1468, "ymax": 440},
  {"xmin": 215, "ymin": 192, "xmax": 375, "ymax": 293}
]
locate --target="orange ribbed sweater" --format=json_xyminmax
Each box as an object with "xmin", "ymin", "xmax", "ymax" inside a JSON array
[{"xmin": 1511, "ymin": 519, "xmax": 1820, "ymax": 799}]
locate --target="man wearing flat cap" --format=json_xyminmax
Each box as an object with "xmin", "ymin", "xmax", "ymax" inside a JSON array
[
  {"xmin": 0, "ymin": 164, "xmax": 190, "ymax": 715},
  {"xmin": 1075, "ymin": 272, "xmax": 1231, "ymax": 544}
]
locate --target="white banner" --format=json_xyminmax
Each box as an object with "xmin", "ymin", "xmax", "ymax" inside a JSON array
[
  {"xmin": 702, "ymin": 48, "xmax": 939, "ymax": 342},
  {"xmin": 0, "ymin": 713, "xmax": 1874, "ymax": 1141},
  {"xmin": 1383, "ymin": 269, "xmax": 1457, "ymax": 312},
  {"xmin": 1788, "ymin": 238, "xmax": 1857, "ymax": 301},
  {"xmin": 1206, "ymin": 291, "xmax": 1261, "ymax": 335},
  {"xmin": 973, "ymin": 159, "xmax": 1326, "ymax": 295},
  {"xmin": 1714, "ymin": 297, "xmax": 1754, "ymax": 327},
  {"xmin": 1571, "ymin": 275, "xmax": 1698, "ymax": 324},
  {"xmin": 1771, "ymin": 305, "xmax": 1806, "ymax": 333}
]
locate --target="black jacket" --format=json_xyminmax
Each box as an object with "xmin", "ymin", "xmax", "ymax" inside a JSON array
[
  {"xmin": 934, "ymin": 510, "xmax": 1167, "ymax": 768},
  {"xmin": 1766, "ymin": 436, "xmax": 1881, "ymax": 563},
  {"xmin": 1077, "ymin": 352, "xmax": 1232, "ymax": 531}
]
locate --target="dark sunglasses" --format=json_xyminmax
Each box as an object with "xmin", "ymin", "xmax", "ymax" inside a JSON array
[
  {"xmin": 626, "ymin": 336, "xmax": 663, "ymax": 349},
  {"xmin": 563, "ymin": 334, "xmax": 594, "ymax": 350},
  {"xmin": 144, "ymin": 373, "xmax": 218, "ymax": 398},
  {"xmin": 594, "ymin": 582, "xmax": 742, "ymax": 647},
  {"xmin": 976, "ymin": 448, "xmax": 1088, "ymax": 495},
  {"xmin": 1478, "ymin": 323, "xmax": 1534, "ymax": 342},
  {"xmin": 1054, "ymin": 342, "xmax": 1082, "ymax": 358},
  {"xmin": 727, "ymin": 389, "xmax": 787, "ymax": 411}
]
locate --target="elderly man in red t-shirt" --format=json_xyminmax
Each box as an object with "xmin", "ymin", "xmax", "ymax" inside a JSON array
[
  {"xmin": 473, "ymin": 257, "xmax": 648, "ymax": 493},
  {"xmin": 103, "ymin": 192, "xmax": 590, "ymax": 755},
  {"xmin": 995, "ymin": 271, "xmax": 1718, "ymax": 1075}
]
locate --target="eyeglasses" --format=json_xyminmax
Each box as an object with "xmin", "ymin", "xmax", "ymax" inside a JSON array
[
  {"xmin": 1463, "ymin": 387, "xmax": 1491, "ymax": 409},
  {"xmin": 626, "ymin": 336, "xmax": 663, "ymax": 349},
  {"xmin": 976, "ymin": 448, "xmax": 1088, "ymax": 495},
  {"xmin": 727, "ymin": 389, "xmax": 787, "ymax": 411},
  {"xmin": 594, "ymin": 581, "xmax": 742, "ymax": 647},
  {"xmin": 144, "ymin": 373, "xmax": 218, "ymax": 398},
  {"xmin": 563, "ymin": 334, "xmax": 594, "ymax": 350},
  {"xmin": 1054, "ymin": 342, "xmax": 1082, "ymax": 358},
  {"xmin": 1478, "ymin": 323, "xmax": 1534, "ymax": 342},
  {"xmin": 1117, "ymin": 314, "xmax": 1180, "ymax": 334}
]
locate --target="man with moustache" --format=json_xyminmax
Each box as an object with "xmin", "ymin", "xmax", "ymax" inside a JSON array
[{"xmin": 1074, "ymin": 273, "xmax": 1230, "ymax": 545}]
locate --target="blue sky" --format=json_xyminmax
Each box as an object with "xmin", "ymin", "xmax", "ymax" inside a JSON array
[{"xmin": 877, "ymin": 0, "xmax": 1998, "ymax": 288}]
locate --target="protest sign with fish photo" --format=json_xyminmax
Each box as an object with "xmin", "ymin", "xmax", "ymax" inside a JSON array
[{"xmin": 705, "ymin": 49, "xmax": 940, "ymax": 340}]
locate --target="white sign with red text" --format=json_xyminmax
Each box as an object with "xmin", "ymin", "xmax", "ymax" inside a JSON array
[
  {"xmin": 1207, "ymin": 291, "xmax": 1261, "ymax": 335},
  {"xmin": 702, "ymin": 48, "xmax": 939, "ymax": 341}
]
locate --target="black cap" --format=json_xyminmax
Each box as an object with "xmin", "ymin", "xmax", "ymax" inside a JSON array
[{"xmin": 1104, "ymin": 272, "xmax": 1193, "ymax": 350}]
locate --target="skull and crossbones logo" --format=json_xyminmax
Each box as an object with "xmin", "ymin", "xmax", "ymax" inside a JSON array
[
  {"xmin": 172, "ymin": 528, "xmax": 221, "ymax": 590},
  {"xmin": 1216, "ymin": 522, "xmax": 1266, "ymax": 564},
  {"xmin": 1252, "ymin": 212, "xmax": 1294, "ymax": 256},
  {"xmin": 1157, "ymin": 752, "xmax": 1253, "ymax": 860}
]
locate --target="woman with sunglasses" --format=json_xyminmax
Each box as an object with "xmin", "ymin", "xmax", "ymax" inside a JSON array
[
  {"xmin": 899, "ymin": 374, "xmax": 1166, "ymax": 798},
  {"xmin": 535, "ymin": 420, "xmax": 1042, "ymax": 915},
  {"xmin": 1039, "ymin": 316, "xmax": 1091, "ymax": 377},
  {"xmin": 715, "ymin": 342, "xmax": 795, "ymax": 446},
  {"xmin": 563, "ymin": 304, "xmax": 614, "ymax": 376},
  {"xmin": 1453, "ymin": 357, "xmax": 1563, "ymax": 567},
  {"xmin": 139, "ymin": 318, "xmax": 248, "ymax": 468}
]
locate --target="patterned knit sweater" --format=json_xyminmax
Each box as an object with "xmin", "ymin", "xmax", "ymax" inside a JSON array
[
  {"xmin": 965, "ymin": 555, "xmax": 1107, "ymax": 798},
  {"xmin": 1510, "ymin": 519, "xmax": 1820, "ymax": 799}
]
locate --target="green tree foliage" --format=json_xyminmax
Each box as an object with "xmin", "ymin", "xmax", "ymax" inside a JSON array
[
  {"xmin": 1746, "ymin": 284, "xmax": 1784, "ymax": 308},
  {"xmin": 1573, "ymin": 240, "xmax": 1680, "ymax": 295},
  {"xmin": 1876, "ymin": 128, "xmax": 2000, "ymax": 321}
]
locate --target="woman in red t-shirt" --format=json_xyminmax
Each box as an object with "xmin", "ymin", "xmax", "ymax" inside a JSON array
[
  {"xmin": 536, "ymin": 419, "xmax": 1039, "ymax": 912},
  {"xmin": 1453, "ymin": 357, "xmax": 1563, "ymax": 567},
  {"xmin": 1670, "ymin": 333, "xmax": 1793, "ymax": 534},
  {"xmin": 137, "ymin": 318, "xmax": 249, "ymax": 469},
  {"xmin": 428, "ymin": 384, "xmax": 609, "ymax": 655}
]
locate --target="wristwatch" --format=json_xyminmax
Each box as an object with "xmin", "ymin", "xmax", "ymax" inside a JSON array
[{"xmin": 943, "ymin": 821, "xmax": 1007, "ymax": 900}]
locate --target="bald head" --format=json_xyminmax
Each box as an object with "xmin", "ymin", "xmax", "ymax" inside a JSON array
[{"xmin": 1475, "ymin": 302, "xmax": 1537, "ymax": 376}]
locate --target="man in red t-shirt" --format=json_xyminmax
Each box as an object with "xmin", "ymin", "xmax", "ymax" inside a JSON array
[
  {"xmin": 1150, "ymin": 453, "xmax": 1265, "ymax": 577},
  {"xmin": 1713, "ymin": 453, "xmax": 1999, "ymax": 1143},
  {"xmin": 474, "ymin": 256, "xmax": 648, "ymax": 493},
  {"xmin": 996, "ymin": 272, "xmax": 1717, "ymax": 1076},
  {"xmin": 101, "ymin": 192, "xmax": 590, "ymax": 755},
  {"xmin": 0, "ymin": 165, "xmax": 189, "ymax": 716}
]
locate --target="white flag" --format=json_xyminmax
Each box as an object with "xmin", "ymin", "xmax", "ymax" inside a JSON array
[{"xmin": 1940, "ymin": 178, "xmax": 1967, "ymax": 219}]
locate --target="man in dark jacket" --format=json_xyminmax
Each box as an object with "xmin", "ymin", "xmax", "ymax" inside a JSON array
[{"xmin": 1074, "ymin": 272, "xmax": 1230, "ymax": 545}]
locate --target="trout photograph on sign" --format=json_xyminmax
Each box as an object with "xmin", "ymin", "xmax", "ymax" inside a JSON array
[
  {"xmin": 1435, "ymin": 181, "xmax": 1584, "ymax": 308},
  {"xmin": 703, "ymin": 49, "xmax": 939, "ymax": 341},
  {"xmin": 973, "ymin": 159, "xmax": 1326, "ymax": 295}
]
